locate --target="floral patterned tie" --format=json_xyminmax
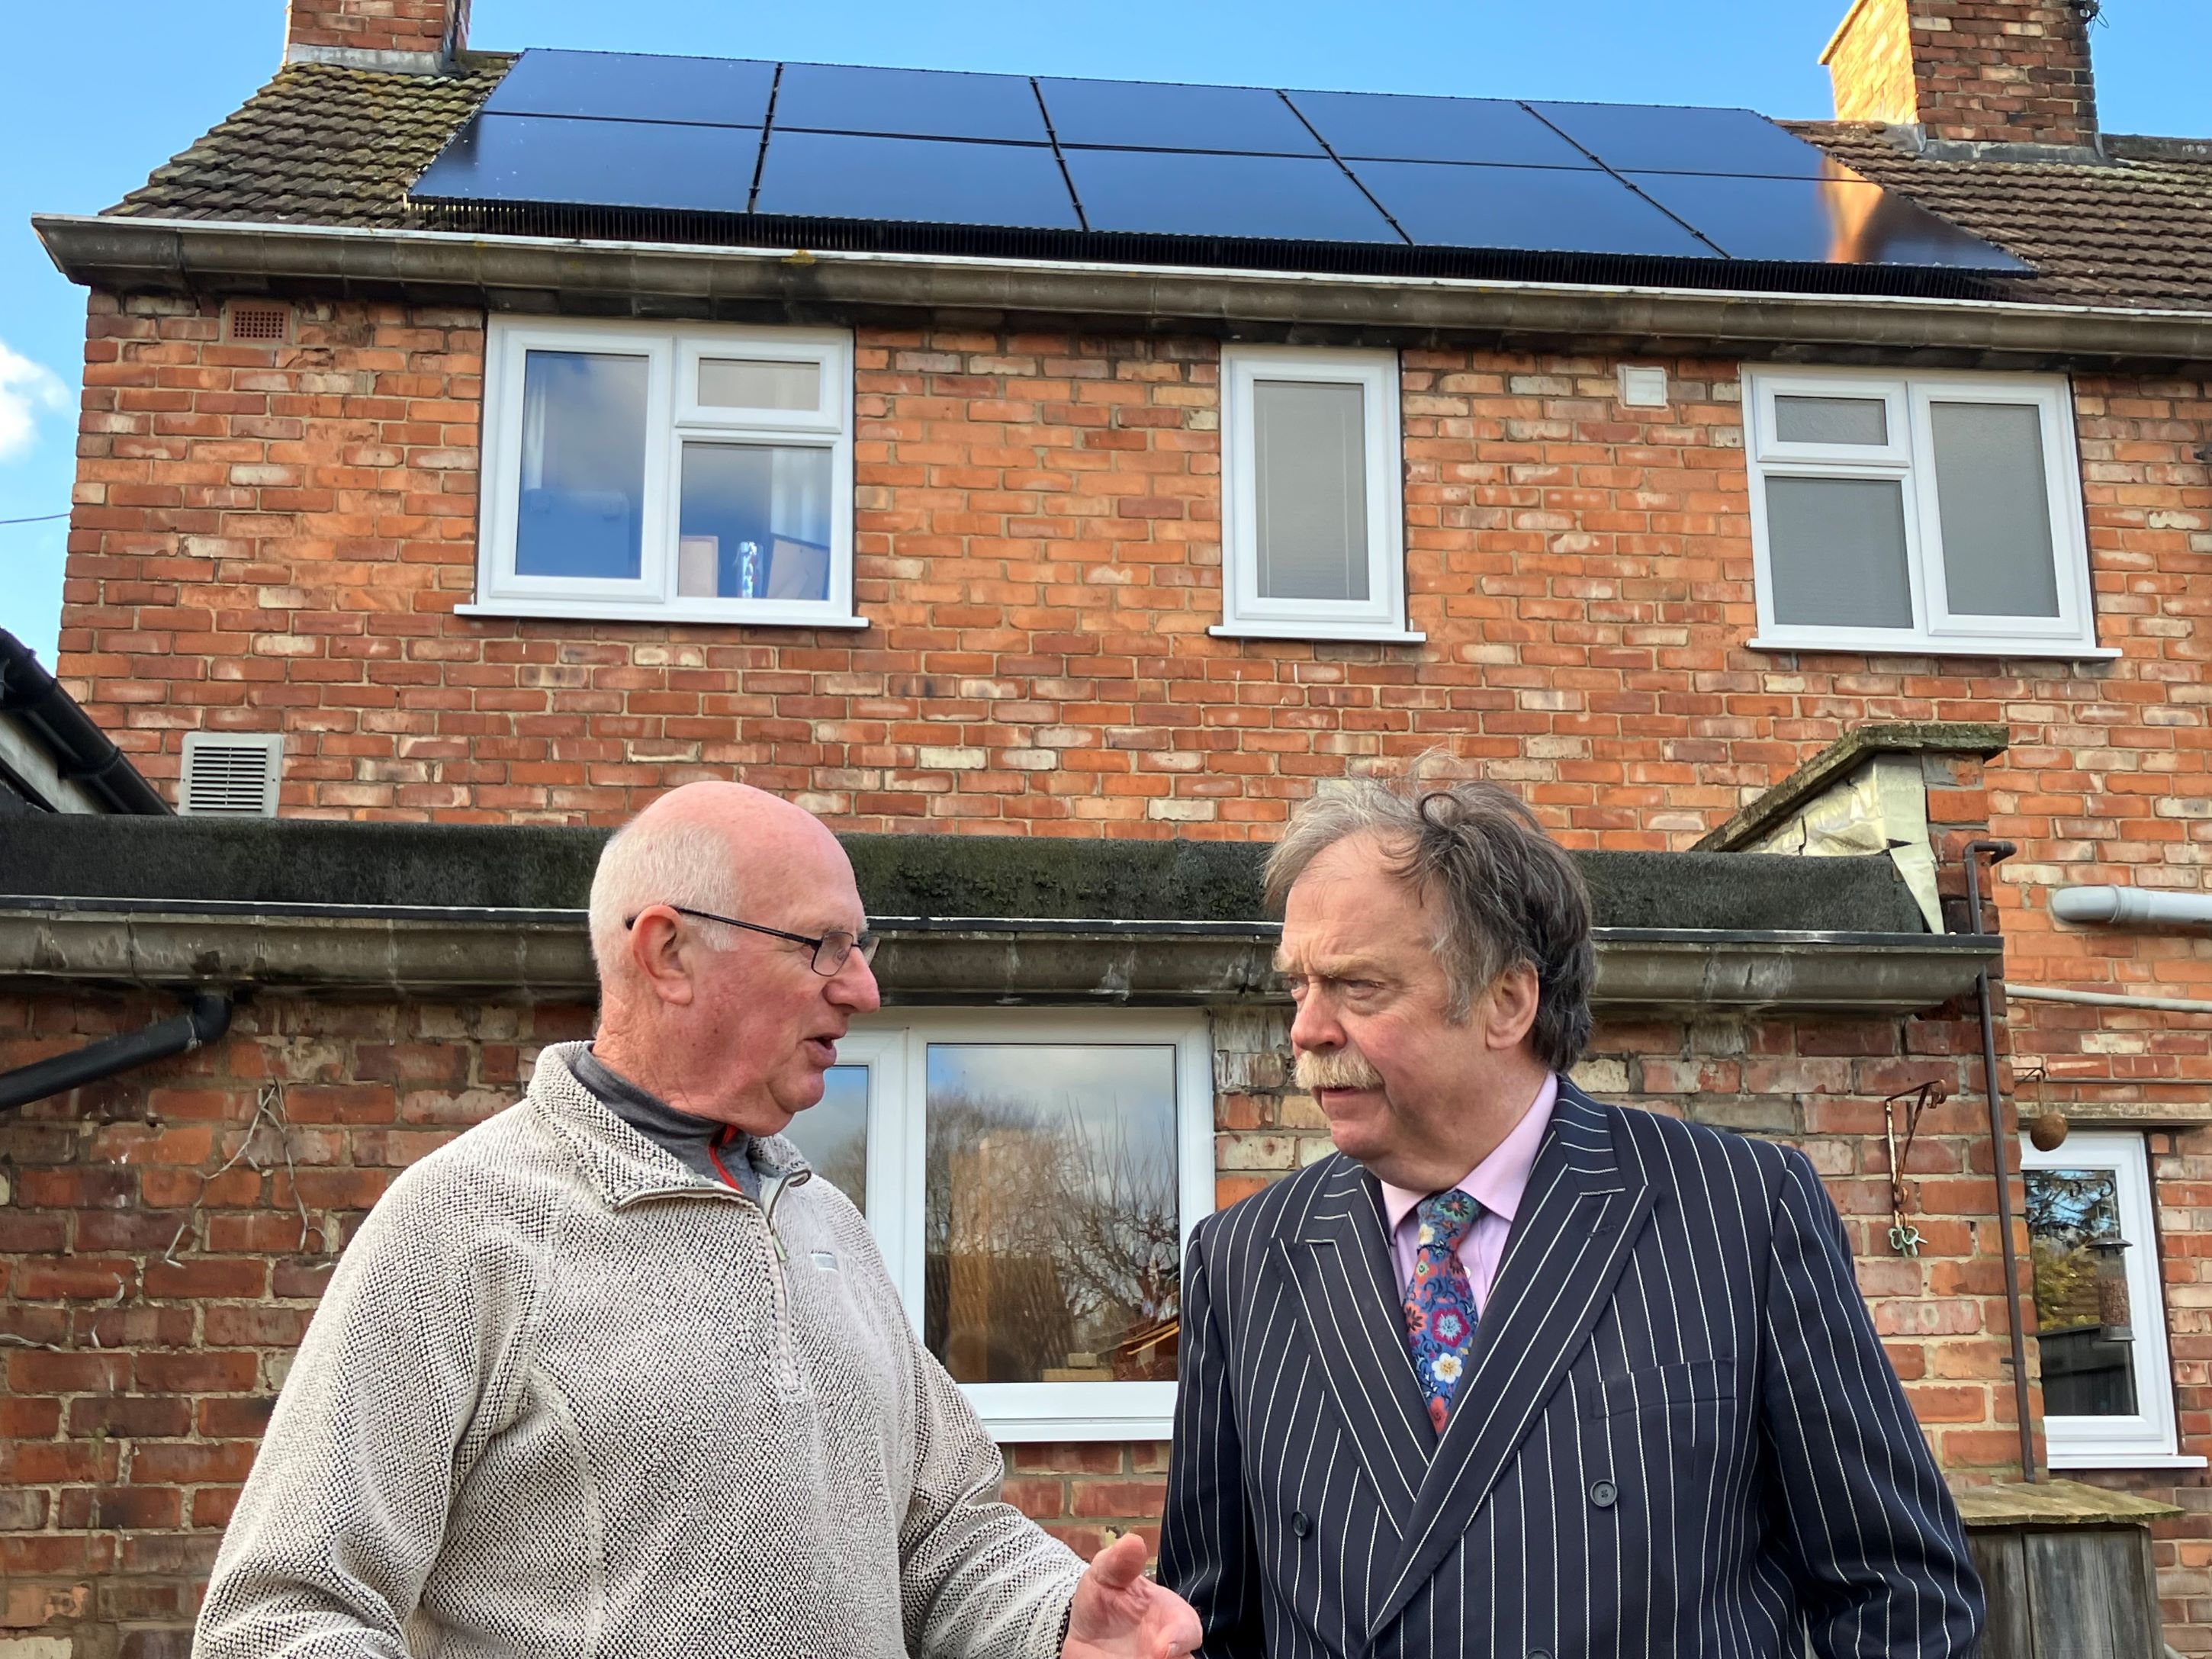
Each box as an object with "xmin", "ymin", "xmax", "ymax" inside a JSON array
[{"xmin": 1403, "ymin": 1189, "xmax": 1484, "ymax": 1434}]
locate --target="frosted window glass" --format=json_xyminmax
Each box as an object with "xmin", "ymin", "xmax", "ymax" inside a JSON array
[
  {"xmin": 677, "ymin": 442, "xmax": 833, "ymax": 602},
  {"xmin": 513, "ymin": 350, "xmax": 649, "ymax": 580},
  {"xmin": 1931, "ymin": 401, "xmax": 2060, "ymax": 619},
  {"xmin": 1773, "ymin": 394, "xmax": 1889, "ymax": 446},
  {"xmin": 1764, "ymin": 474, "xmax": 1914, "ymax": 629},
  {"xmin": 699, "ymin": 357, "xmax": 821, "ymax": 411},
  {"xmin": 1252, "ymin": 379, "xmax": 1369, "ymax": 602}
]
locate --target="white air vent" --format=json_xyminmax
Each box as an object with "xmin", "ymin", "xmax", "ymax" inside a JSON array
[
  {"xmin": 1617, "ymin": 365, "xmax": 1670, "ymax": 409},
  {"xmin": 178, "ymin": 733, "xmax": 283, "ymax": 818}
]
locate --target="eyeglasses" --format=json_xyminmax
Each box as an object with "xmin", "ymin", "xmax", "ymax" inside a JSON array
[{"xmin": 624, "ymin": 905, "xmax": 881, "ymax": 977}]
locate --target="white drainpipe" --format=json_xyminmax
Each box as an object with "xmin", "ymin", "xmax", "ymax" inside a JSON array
[{"xmin": 2050, "ymin": 886, "xmax": 2212, "ymax": 928}]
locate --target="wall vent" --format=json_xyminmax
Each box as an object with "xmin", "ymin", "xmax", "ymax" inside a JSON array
[
  {"xmin": 226, "ymin": 302, "xmax": 291, "ymax": 345},
  {"xmin": 178, "ymin": 733, "xmax": 283, "ymax": 818}
]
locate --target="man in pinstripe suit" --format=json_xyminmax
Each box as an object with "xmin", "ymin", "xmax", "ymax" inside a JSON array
[{"xmin": 1160, "ymin": 773, "xmax": 1983, "ymax": 1659}]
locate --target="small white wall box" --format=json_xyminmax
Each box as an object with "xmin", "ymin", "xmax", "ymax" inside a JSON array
[
  {"xmin": 178, "ymin": 732, "xmax": 284, "ymax": 817},
  {"xmin": 1617, "ymin": 365, "xmax": 1670, "ymax": 408}
]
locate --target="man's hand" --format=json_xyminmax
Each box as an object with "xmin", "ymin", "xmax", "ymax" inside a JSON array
[{"xmin": 1062, "ymin": 1532, "xmax": 1202, "ymax": 1659}]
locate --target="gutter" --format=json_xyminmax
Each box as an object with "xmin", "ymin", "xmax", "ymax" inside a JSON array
[
  {"xmin": 0, "ymin": 894, "xmax": 1999, "ymax": 1012},
  {"xmin": 32, "ymin": 214, "xmax": 2212, "ymax": 365},
  {"xmin": 0, "ymin": 629, "xmax": 170, "ymax": 816}
]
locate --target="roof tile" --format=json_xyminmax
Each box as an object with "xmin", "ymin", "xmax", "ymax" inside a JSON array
[{"xmin": 104, "ymin": 60, "xmax": 2212, "ymax": 314}]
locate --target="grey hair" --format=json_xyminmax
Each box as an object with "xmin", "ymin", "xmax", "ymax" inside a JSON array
[
  {"xmin": 587, "ymin": 816, "xmax": 745, "ymax": 977},
  {"xmin": 1264, "ymin": 764, "xmax": 1596, "ymax": 1072}
]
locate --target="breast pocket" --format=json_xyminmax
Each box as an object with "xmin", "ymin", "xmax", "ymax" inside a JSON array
[{"xmin": 1583, "ymin": 1357, "xmax": 1738, "ymax": 1423}]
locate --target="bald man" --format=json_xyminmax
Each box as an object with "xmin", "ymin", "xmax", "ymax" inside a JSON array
[{"xmin": 196, "ymin": 783, "xmax": 1200, "ymax": 1659}]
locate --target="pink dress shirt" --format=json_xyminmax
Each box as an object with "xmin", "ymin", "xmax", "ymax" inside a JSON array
[{"xmin": 1378, "ymin": 1072, "xmax": 1558, "ymax": 1317}]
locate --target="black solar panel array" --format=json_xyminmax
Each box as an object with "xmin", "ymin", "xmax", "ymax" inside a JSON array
[{"xmin": 411, "ymin": 49, "xmax": 2030, "ymax": 278}]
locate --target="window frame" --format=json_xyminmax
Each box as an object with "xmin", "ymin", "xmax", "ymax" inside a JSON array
[
  {"xmin": 1213, "ymin": 345, "xmax": 1420, "ymax": 645},
  {"xmin": 1741, "ymin": 365, "xmax": 2104, "ymax": 658},
  {"xmin": 466, "ymin": 317, "xmax": 862, "ymax": 629},
  {"xmin": 2019, "ymin": 1128, "xmax": 2194, "ymax": 1469},
  {"xmin": 823, "ymin": 1008, "xmax": 1216, "ymax": 1442}
]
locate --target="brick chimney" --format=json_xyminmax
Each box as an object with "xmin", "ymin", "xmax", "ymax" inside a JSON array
[
  {"xmin": 285, "ymin": 0, "xmax": 471, "ymax": 73},
  {"xmin": 1821, "ymin": 0, "xmax": 2099, "ymax": 153}
]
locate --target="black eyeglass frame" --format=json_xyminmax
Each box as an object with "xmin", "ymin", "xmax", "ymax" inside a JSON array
[{"xmin": 624, "ymin": 904, "xmax": 880, "ymax": 977}]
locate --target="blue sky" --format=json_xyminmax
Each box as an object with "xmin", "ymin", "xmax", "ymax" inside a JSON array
[{"xmin": 3, "ymin": 0, "xmax": 2206, "ymax": 666}]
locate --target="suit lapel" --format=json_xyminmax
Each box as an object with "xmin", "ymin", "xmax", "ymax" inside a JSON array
[
  {"xmin": 1368, "ymin": 1085, "xmax": 1657, "ymax": 1639},
  {"xmin": 1268, "ymin": 1157, "xmax": 1433, "ymax": 1526}
]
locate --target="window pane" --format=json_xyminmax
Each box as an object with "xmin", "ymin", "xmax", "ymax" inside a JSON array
[
  {"xmin": 924, "ymin": 1044, "xmax": 1180, "ymax": 1385},
  {"xmin": 1763, "ymin": 474, "xmax": 1914, "ymax": 629},
  {"xmin": 2026, "ymin": 1167, "xmax": 2138, "ymax": 1417},
  {"xmin": 677, "ymin": 442, "xmax": 834, "ymax": 602},
  {"xmin": 1931, "ymin": 401, "xmax": 2060, "ymax": 619},
  {"xmin": 781, "ymin": 1063, "xmax": 867, "ymax": 1211},
  {"xmin": 1773, "ymin": 394, "xmax": 1888, "ymax": 446},
  {"xmin": 514, "ymin": 350, "xmax": 649, "ymax": 580},
  {"xmin": 699, "ymin": 357, "xmax": 821, "ymax": 412},
  {"xmin": 1252, "ymin": 379, "xmax": 1370, "ymax": 602}
]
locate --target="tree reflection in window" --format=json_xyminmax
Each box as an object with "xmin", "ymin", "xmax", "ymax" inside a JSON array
[
  {"xmin": 923, "ymin": 1044, "xmax": 1181, "ymax": 1385},
  {"xmin": 782, "ymin": 1063, "xmax": 869, "ymax": 1212},
  {"xmin": 2025, "ymin": 1166, "xmax": 2136, "ymax": 1417}
]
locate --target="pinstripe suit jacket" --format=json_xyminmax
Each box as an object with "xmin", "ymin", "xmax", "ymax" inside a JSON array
[{"xmin": 1159, "ymin": 1083, "xmax": 1983, "ymax": 1659}]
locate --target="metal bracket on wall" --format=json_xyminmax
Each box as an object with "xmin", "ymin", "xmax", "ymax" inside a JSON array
[{"xmin": 1883, "ymin": 1078, "xmax": 1953, "ymax": 1256}]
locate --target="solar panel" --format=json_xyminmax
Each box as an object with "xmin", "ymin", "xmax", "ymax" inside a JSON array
[
  {"xmin": 755, "ymin": 130, "xmax": 1079, "ymax": 228},
  {"xmin": 1626, "ymin": 171, "xmax": 2034, "ymax": 268},
  {"xmin": 413, "ymin": 113, "xmax": 761, "ymax": 213},
  {"xmin": 1526, "ymin": 100, "xmax": 1844, "ymax": 180},
  {"xmin": 1037, "ymin": 77, "xmax": 1321, "ymax": 156},
  {"xmin": 415, "ymin": 50, "xmax": 2034, "ymax": 283},
  {"xmin": 1349, "ymin": 161, "xmax": 1712, "ymax": 257},
  {"xmin": 484, "ymin": 49, "xmax": 774, "ymax": 129},
  {"xmin": 1289, "ymin": 91, "xmax": 1593, "ymax": 169},
  {"xmin": 1063, "ymin": 148, "xmax": 1399, "ymax": 242},
  {"xmin": 771, "ymin": 63, "xmax": 1049, "ymax": 144}
]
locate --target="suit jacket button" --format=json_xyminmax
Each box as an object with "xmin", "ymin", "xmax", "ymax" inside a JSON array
[
  {"xmin": 1590, "ymin": 1478, "xmax": 1618, "ymax": 1508},
  {"xmin": 1291, "ymin": 1511, "xmax": 1313, "ymax": 1538},
  {"xmin": 1529, "ymin": 1650, "xmax": 1551, "ymax": 1659}
]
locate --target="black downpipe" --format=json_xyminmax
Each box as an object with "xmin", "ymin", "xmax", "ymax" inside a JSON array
[
  {"xmin": 0, "ymin": 992, "xmax": 232, "ymax": 1115},
  {"xmin": 1964, "ymin": 839, "xmax": 2036, "ymax": 1482}
]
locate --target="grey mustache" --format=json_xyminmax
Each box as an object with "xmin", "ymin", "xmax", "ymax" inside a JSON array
[{"xmin": 1294, "ymin": 1048, "xmax": 1384, "ymax": 1092}]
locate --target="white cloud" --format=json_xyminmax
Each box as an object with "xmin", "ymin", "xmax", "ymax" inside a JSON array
[{"xmin": 0, "ymin": 340, "xmax": 70, "ymax": 462}]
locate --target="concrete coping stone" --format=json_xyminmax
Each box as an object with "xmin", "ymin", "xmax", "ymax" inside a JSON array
[{"xmin": 1693, "ymin": 721, "xmax": 2011, "ymax": 854}]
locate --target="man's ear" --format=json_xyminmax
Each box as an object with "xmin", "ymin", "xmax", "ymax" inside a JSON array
[
  {"xmin": 1481, "ymin": 963, "xmax": 1542, "ymax": 1052},
  {"xmin": 625, "ymin": 908, "xmax": 699, "ymax": 1008}
]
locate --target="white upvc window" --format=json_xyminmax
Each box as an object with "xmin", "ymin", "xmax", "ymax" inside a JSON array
[
  {"xmin": 2020, "ymin": 1130, "xmax": 2199, "ymax": 1469},
  {"xmin": 1213, "ymin": 346, "xmax": 1419, "ymax": 644},
  {"xmin": 781, "ymin": 1010, "xmax": 1216, "ymax": 1442},
  {"xmin": 465, "ymin": 318, "xmax": 860, "ymax": 628},
  {"xmin": 1742, "ymin": 367, "xmax": 2103, "ymax": 658}
]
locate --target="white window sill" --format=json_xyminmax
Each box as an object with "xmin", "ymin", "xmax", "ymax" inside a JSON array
[
  {"xmin": 2045, "ymin": 1451, "xmax": 2207, "ymax": 1471},
  {"xmin": 980, "ymin": 1413, "xmax": 1172, "ymax": 1444},
  {"xmin": 458, "ymin": 601, "xmax": 870, "ymax": 630},
  {"xmin": 1209, "ymin": 624, "xmax": 1427, "ymax": 645},
  {"xmin": 1746, "ymin": 635, "xmax": 2120, "ymax": 661}
]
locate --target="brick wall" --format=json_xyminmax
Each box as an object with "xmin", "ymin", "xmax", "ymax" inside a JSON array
[
  {"xmin": 1, "ymin": 985, "xmax": 2039, "ymax": 1654},
  {"xmin": 1821, "ymin": 0, "xmax": 2100, "ymax": 148},
  {"xmin": 55, "ymin": 301, "xmax": 2212, "ymax": 1090}
]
